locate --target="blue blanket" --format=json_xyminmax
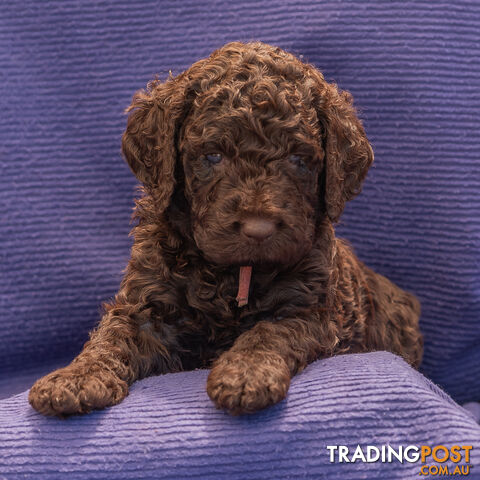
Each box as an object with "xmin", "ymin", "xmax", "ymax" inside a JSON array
[
  {"xmin": 1, "ymin": 0, "xmax": 479, "ymax": 478},
  {"xmin": 1, "ymin": 352, "xmax": 479, "ymax": 479}
]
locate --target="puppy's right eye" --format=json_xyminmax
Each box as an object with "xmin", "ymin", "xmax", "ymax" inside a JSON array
[{"xmin": 204, "ymin": 153, "xmax": 223, "ymax": 165}]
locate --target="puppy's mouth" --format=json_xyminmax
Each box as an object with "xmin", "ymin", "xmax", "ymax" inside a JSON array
[
  {"xmin": 193, "ymin": 216, "xmax": 314, "ymax": 306},
  {"xmin": 201, "ymin": 234, "xmax": 307, "ymax": 268},
  {"xmin": 206, "ymin": 246, "xmax": 310, "ymax": 308}
]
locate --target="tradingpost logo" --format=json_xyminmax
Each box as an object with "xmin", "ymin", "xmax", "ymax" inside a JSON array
[{"xmin": 327, "ymin": 444, "xmax": 474, "ymax": 476}]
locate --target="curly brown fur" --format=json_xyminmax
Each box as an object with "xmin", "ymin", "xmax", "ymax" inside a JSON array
[{"xmin": 29, "ymin": 41, "xmax": 423, "ymax": 417}]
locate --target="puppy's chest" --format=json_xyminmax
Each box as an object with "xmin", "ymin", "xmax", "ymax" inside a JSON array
[
  {"xmin": 177, "ymin": 267, "xmax": 324, "ymax": 328},
  {"xmin": 154, "ymin": 265, "xmax": 327, "ymax": 367}
]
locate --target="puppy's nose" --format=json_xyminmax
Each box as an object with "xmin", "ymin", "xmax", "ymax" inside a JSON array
[{"xmin": 241, "ymin": 217, "xmax": 277, "ymax": 242}]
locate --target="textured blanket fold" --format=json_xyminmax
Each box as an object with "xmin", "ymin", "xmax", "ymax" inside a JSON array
[
  {"xmin": 1, "ymin": 0, "xmax": 480, "ymax": 478},
  {"xmin": 1, "ymin": 352, "xmax": 479, "ymax": 480}
]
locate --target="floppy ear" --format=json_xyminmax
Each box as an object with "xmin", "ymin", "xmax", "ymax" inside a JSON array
[
  {"xmin": 122, "ymin": 78, "xmax": 186, "ymax": 213},
  {"xmin": 314, "ymin": 80, "xmax": 374, "ymax": 223}
]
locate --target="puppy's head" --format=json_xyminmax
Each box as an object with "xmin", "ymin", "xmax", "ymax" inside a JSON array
[{"xmin": 122, "ymin": 42, "xmax": 373, "ymax": 267}]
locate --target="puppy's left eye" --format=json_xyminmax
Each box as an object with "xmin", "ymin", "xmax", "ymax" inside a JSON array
[
  {"xmin": 204, "ymin": 153, "xmax": 223, "ymax": 165},
  {"xmin": 288, "ymin": 154, "xmax": 308, "ymax": 172}
]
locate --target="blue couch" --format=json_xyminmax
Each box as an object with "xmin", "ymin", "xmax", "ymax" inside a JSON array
[{"xmin": 1, "ymin": 1, "xmax": 479, "ymax": 478}]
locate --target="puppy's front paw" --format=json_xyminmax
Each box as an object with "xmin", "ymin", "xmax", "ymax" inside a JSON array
[
  {"xmin": 29, "ymin": 363, "xmax": 128, "ymax": 417},
  {"xmin": 206, "ymin": 351, "xmax": 291, "ymax": 415}
]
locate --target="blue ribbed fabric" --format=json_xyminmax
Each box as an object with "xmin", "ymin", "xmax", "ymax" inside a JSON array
[
  {"xmin": 0, "ymin": 2, "xmax": 479, "ymax": 477},
  {"xmin": 0, "ymin": 352, "xmax": 479, "ymax": 480}
]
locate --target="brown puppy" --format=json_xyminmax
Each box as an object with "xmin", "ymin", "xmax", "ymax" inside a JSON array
[{"xmin": 29, "ymin": 42, "xmax": 423, "ymax": 417}]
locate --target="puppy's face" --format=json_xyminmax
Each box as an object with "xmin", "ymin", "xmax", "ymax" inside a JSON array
[
  {"xmin": 180, "ymin": 77, "xmax": 324, "ymax": 266},
  {"xmin": 122, "ymin": 42, "xmax": 374, "ymax": 267}
]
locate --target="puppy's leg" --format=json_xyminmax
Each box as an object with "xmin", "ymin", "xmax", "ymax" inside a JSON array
[
  {"xmin": 29, "ymin": 296, "xmax": 179, "ymax": 416},
  {"xmin": 207, "ymin": 318, "xmax": 331, "ymax": 415},
  {"xmin": 363, "ymin": 265, "xmax": 423, "ymax": 368}
]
